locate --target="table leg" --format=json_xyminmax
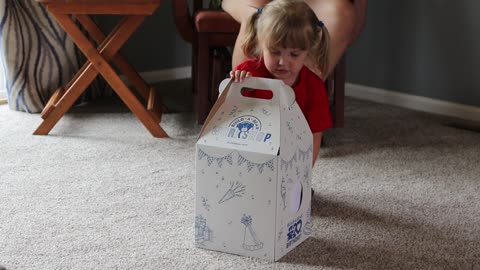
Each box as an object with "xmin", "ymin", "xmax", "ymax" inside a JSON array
[
  {"xmin": 35, "ymin": 14, "xmax": 168, "ymax": 137},
  {"xmin": 76, "ymin": 15, "xmax": 164, "ymax": 123},
  {"xmin": 76, "ymin": 15, "xmax": 151, "ymax": 100},
  {"xmin": 34, "ymin": 63, "xmax": 100, "ymax": 135},
  {"xmin": 55, "ymin": 14, "xmax": 168, "ymax": 137},
  {"xmin": 35, "ymin": 17, "xmax": 136, "ymax": 134}
]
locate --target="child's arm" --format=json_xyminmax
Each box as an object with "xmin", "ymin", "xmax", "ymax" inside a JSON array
[{"xmin": 312, "ymin": 132, "xmax": 322, "ymax": 167}]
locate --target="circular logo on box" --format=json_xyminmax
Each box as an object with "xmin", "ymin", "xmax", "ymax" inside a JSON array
[{"xmin": 229, "ymin": 115, "xmax": 262, "ymax": 139}]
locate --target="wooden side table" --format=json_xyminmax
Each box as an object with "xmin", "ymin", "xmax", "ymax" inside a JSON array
[{"xmin": 33, "ymin": 0, "xmax": 168, "ymax": 137}]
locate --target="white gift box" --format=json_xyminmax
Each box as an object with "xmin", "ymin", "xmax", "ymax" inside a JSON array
[{"xmin": 195, "ymin": 78, "xmax": 313, "ymax": 261}]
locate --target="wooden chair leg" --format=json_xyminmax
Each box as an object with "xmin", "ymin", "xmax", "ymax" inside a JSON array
[
  {"xmin": 196, "ymin": 34, "xmax": 211, "ymax": 125},
  {"xmin": 210, "ymin": 48, "xmax": 223, "ymax": 107},
  {"xmin": 192, "ymin": 41, "xmax": 198, "ymax": 95},
  {"xmin": 333, "ymin": 56, "xmax": 345, "ymax": 128}
]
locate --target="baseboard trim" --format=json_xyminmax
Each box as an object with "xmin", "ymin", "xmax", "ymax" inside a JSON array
[
  {"xmin": 346, "ymin": 83, "xmax": 480, "ymax": 122},
  {"xmin": 6, "ymin": 67, "xmax": 192, "ymax": 105},
  {"xmin": 138, "ymin": 66, "xmax": 191, "ymax": 84},
  {"xmin": 127, "ymin": 68, "xmax": 480, "ymax": 122},
  {"xmin": 0, "ymin": 88, "xmax": 6, "ymax": 105}
]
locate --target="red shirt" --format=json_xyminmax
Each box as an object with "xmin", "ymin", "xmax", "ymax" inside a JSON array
[{"xmin": 235, "ymin": 58, "xmax": 332, "ymax": 133}]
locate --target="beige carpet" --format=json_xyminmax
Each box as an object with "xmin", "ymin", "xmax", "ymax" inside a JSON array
[{"xmin": 0, "ymin": 90, "xmax": 479, "ymax": 269}]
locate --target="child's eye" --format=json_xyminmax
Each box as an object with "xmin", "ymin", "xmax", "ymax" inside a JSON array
[
  {"xmin": 290, "ymin": 53, "xmax": 299, "ymax": 57},
  {"xmin": 269, "ymin": 50, "xmax": 281, "ymax": 55}
]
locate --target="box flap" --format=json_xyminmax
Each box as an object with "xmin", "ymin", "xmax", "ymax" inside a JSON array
[
  {"xmin": 198, "ymin": 78, "xmax": 293, "ymax": 157},
  {"xmin": 197, "ymin": 79, "xmax": 233, "ymax": 139},
  {"xmin": 278, "ymin": 101, "xmax": 313, "ymax": 161}
]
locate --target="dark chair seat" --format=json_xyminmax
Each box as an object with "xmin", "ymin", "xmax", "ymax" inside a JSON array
[{"xmin": 195, "ymin": 10, "xmax": 240, "ymax": 33}]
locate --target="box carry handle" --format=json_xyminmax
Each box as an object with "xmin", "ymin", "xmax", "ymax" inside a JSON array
[{"xmin": 224, "ymin": 77, "xmax": 296, "ymax": 108}]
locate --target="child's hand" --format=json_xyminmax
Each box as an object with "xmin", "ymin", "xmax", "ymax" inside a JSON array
[{"xmin": 230, "ymin": 70, "xmax": 251, "ymax": 83}]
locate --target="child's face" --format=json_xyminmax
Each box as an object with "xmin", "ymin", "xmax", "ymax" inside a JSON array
[{"xmin": 262, "ymin": 44, "xmax": 308, "ymax": 86}]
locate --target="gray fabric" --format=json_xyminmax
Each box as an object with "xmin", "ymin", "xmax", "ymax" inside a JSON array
[{"xmin": 0, "ymin": 1, "xmax": 106, "ymax": 113}]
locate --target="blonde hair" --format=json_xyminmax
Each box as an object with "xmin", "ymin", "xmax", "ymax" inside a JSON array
[{"xmin": 242, "ymin": 0, "xmax": 330, "ymax": 75}]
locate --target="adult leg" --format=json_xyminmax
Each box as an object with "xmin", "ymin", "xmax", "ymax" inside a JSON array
[
  {"xmin": 222, "ymin": 0, "xmax": 367, "ymax": 78},
  {"xmin": 305, "ymin": 0, "xmax": 367, "ymax": 79},
  {"xmin": 222, "ymin": 0, "xmax": 271, "ymax": 68}
]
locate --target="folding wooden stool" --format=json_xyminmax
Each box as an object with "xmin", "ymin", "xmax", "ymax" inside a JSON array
[{"xmin": 34, "ymin": 0, "xmax": 168, "ymax": 137}]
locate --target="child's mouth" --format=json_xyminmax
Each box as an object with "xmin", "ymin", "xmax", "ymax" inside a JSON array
[{"xmin": 275, "ymin": 69, "xmax": 289, "ymax": 75}]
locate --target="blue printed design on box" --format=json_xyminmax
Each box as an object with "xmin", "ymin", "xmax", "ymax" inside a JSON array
[
  {"xmin": 195, "ymin": 215, "xmax": 213, "ymax": 245},
  {"xmin": 197, "ymin": 148, "xmax": 275, "ymax": 174},
  {"xmin": 219, "ymin": 181, "xmax": 246, "ymax": 204},
  {"xmin": 197, "ymin": 148, "xmax": 233, "ymax": 168},
  {"xmin": 195, "ymin": 78, "xmax": 314, "ymax": 261},
  {"xmin": 241, "ymin": 215, "xmax": 264, "ymax": 251},
  {"xmin": 208, "ymin": 115, "xmax": 273, "ymax": 143},
  {"xmin": 286, "ymin": 215, "xmax": 303, "ymax": 248},
  {"xmin": 238, "ymin": 153, "xmax": 275, "ymax": 173}
]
